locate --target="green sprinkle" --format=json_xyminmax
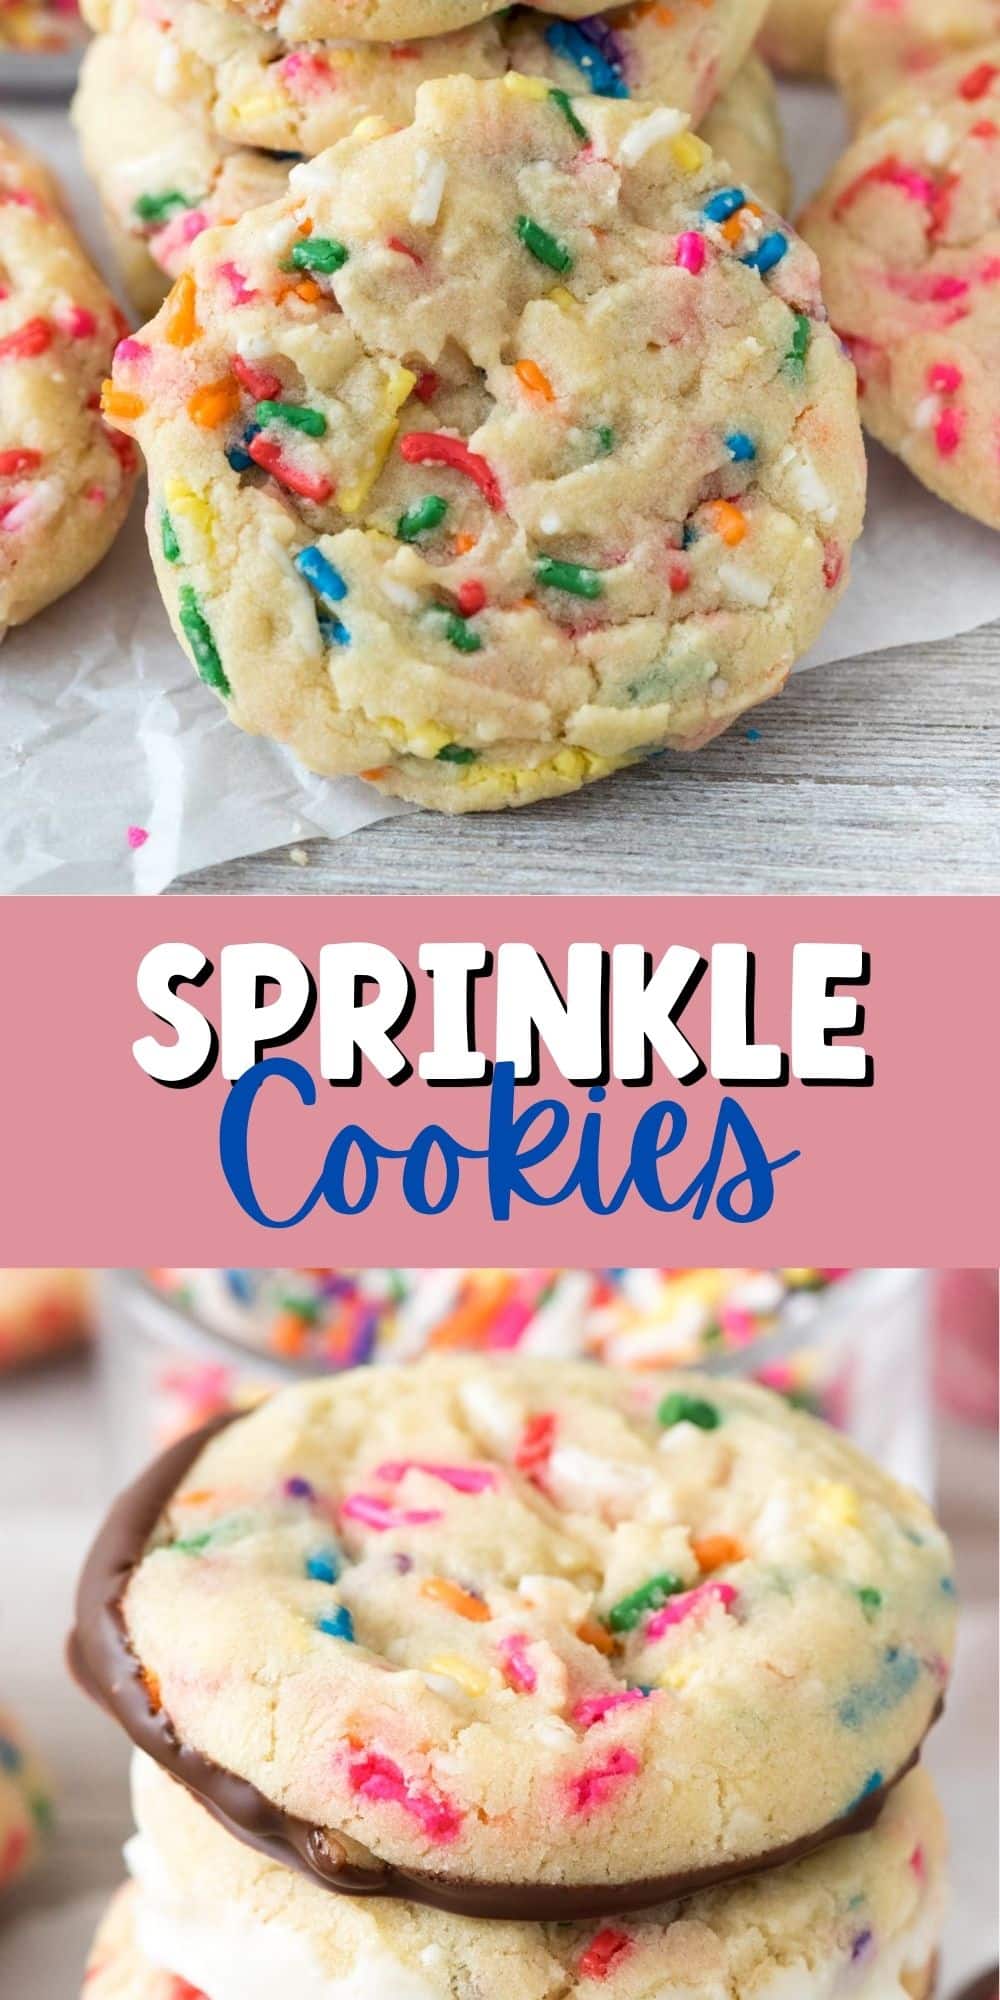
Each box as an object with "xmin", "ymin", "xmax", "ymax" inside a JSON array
[
  {"xmin": 535, "ymin": 556, "xmax": 603, "ymax": 599},
  {"xmin": 549, "ymin": 87, "xmax": 588, "ymax": 140},
  {"xmin": 178, "ymin": 584, "xmax": 230, "ymax": 696},
  {"xmin": 437, "ymin": 742, "xmax": 478, "ymax": 764},
  {"xmin": 29, "ymin": 1794, "xmax": 54, "ymax": 1835},
  {"xmin": 516, "ymin": 213, "xmax": 574, "ymax": 274},
  {"xmin": 786, "ymin": 313, "xmax": 811, "ymax": 374},
  {"xmin": 857, "ymin": 1587, "xmax": 883, "ymax": 1618},
  {"xmin": 607, "ymin": 1573, "xmax": 685, "ymax": 1634},
  {"xmin": 594, "ymin": 425, "xmax": 615, "ymax": 457},
  {"xmin": 657, "ymin": 1392, "xmax": 720, "ymax": 1431},
  {"xmin": 436, "ymin": 609, "xmax": 482, "ymax": 653},
  {"xmin": 256, "ymin": 399, "xmax": 327, "ymax": 437},
  {"xmin": 160, "ymin": 510, "xmax": 181, "ymax": 564},
  {"xmin": 172, "ymin": 1530, "xmax": 214, "ymax": 1553},
  {"xmin": 133, "ymin": 189, "xmax": 194, "ymax": 225},
  {"xmin": 286, "ymin": 237, "xmax": 349, "ymax": 274},
  {"xmin": 398, "ymin": 494, "xmax": 449, "ymax": 541}
]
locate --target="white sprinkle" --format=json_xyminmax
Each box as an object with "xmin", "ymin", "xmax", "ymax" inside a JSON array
[
  {"xmin": 288, "ymin": 845, "xmax": 310, "ymax": 867},
  {"xmin": 539, "ymin": 512, "xmax": 563, "ymax": 535},
  {"xmin": 922, "ymin": 121, "xmax": 952, "ymax": 167},
  {"xmin": 381, "ymin": 577, "xmax": 423, "ymax": 612},
  {"xmin": 717, "ymin": 562, "xmax": 774, "ymax": 609},
  {"xmin": 618, "ymin": 106, "xmax": 689, "ymax": 166},
  {"xmin": 913, "ymin": 394, "xmax": 939, "ymax": 431},
  {"xmin": 783, "ymin": 448, "xmax": 835, "ymax": 522},
  {"xmin": 410, "ymin": 151, "xmax": 447, "ymax": 227},
  {"xmin": 709, "ymin": 673, "xmax": 730, "ymax": 698}
]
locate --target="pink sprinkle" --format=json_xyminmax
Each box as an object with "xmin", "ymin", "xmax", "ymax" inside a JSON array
[
  {"xmin": 934, "ymin": 406, "xmax": 965, "ymax": 456},
  {"xmin": 127, "ymin": 825, "xmax": 149, "ymax": 849},
  {"xmin": 84, "ymin": 484, "xmax": 107, "ymax": 506},
  {"xmin": 114, "ymin": 337, "xmax": 150, "ymax": 367},
  {"xmin": 568, "ymin": 1748, "xmax": 640, "ymax": 1816},
  {"xmin": 675, "ymin": 231, "xmax": 706, "ymax": 274},
  {"xmin": 217, "ymin": 261, "xmax": 259, "ymax": 305},
  {"xmin": 646, "ymin": 1580, "xmax": 737, "ymax": 1640},
  {"xmin": 909, "ymin": 1844, "xmax": 926, "ymax": 1881},
  {"xmin": 572, "ymin": 1690, "xmax": 648, "ymax": 1730},
  {"xmin": 152, "ymin": 210, "xmax": 210, "ymax": 267},
  {"xmin": 348, "ymin": 1751, "xmax": 462, "ymax": 1843},
  {"xmin": 56, "ymin": 303, "xmax": 97, "ymax": 340},
  {"xmin": 927, "ymin": 361, "xmax": 963, "ymax": 393},
  {"xmin": 487, "ymin": 1300, "xmax": 534, "ymax": 1349},
  {"xmin": 279, "ymin": 49, "xmax": 337, "ymax": 96},
  {"xmin": 341, "ymin": 1492, "xmax": 443, "ymax": 1531},
  {"xmin": 374, "ymin": 1460, "xmax": 497, "ymax": 1493},
  {"xmin": 498, "ymin": 1633, "xmax": 537, "ymax": 1694}
]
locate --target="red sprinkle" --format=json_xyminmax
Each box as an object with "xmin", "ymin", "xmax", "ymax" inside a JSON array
[
  {"xmin": 414, "ymin": 370, "xmax": 439, "ymax": 404},
  {"xmin": 387, "ymin": 235, "xmax": 423, "ymax": 265},
  {"xmin": 822, "ymin": 541, "xmax": 844, "ymax": 591},
  {"xmin": 568, "ymin": 1748, "xmax": 640, "ymax": 1816},
  {"xmin": 0, "ymin": 316, "xmax": 53, "ymax": 361},
  {"xmin": 577, "ymin": 1929, "xmax": 633, "ymax": 1982},
  {"xmin": 0, "ymin": 448, "xmax": 41, "ymax": 476},
  {"xmin": 927, "ymin": 361, "xmax": 962, "ymax": 394},
  {"xmin": 233, "ymin": 352, "xmax": 282, "ymax": 401},
  {"xmin": 456, "ymin": 579, "xmax": 486, "ymax": 616},
  {"xmin": 958, "ymin": 61, "xmax": 999, "ymax": 101},
  {"xmin": 667, "ymin": 558, "xmax": 690, "ymax": 593},
  {"xmin": 248, "ymin": 432, "xmax": 334, "ymax": 503},
  {"xmin": 399, "ymin": 431, "xmax": 503, "ymax": 510},
  {"xmin": 515, "ymin": 1411, "xmax": 556, "ymax": 1478},
  {"xmin": 348, "ymin": 1750, "xmax": 463, "ymax": 1843}
]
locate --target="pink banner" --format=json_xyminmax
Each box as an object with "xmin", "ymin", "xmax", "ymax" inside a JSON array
[{"xmin": 1, "ymin": 896, "xmax": 994, "ymax": 1264}]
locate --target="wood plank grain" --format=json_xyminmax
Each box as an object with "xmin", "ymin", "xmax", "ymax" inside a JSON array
[{"xmin": 175, "ymin": 626, "xmax": 999, "ymax": 895}]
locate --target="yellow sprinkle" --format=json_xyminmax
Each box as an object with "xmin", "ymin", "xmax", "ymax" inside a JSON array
[
  {"xmin": 671, "ymin": 131, "xmax": 710, "ymax": 173},
  {"xmin": 165, "ymin": 477, "xmax": 215, "ymax": 547},
  {"xmin": 338, "ymin": 366, "xmax": 416, "ymax": 514},
  {"xmin": 424, "ymin": 1655, "xmax": 490, "ymax": 1697},
  {"xmin": 546, "ymin": 285, "xmax": 577, "ymax": 311},
  {"xmin": 352, "ymin": 114, "xmax": 392, "ymax": 141},
  {"xmin": 503, "ymin": 71, "xmax": 550, "ymax": 99},
  {"xmin": 815, "ymin": 1482, "xmax": 862, "ymax": 1529},
  {"xmin": 658, "ymin": 1660, "xmax": 696, "ymax": 1691},
  {"xmin": 232, "ymin": 93, "xmax": 286, "ymax": 123}
]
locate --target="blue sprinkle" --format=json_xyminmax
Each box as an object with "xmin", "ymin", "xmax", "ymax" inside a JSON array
[
  {"xmin": 318, "ymin": 612, "xmax": 351, "ymax": 647},
  {"xmin": 703, "ymin": 186, "xmax": 745, "ymax": 223},
  {"xmin": 295, "ymin": 545, "xmax": 348, "ymax": 604},
  {"xmin": 725, "ymin": 431, "xmax": 756, "ymax": 462},
  {"xmin": 0, "ymin": 1738, "xmax": 23, "ymax": 1775},
  {"xmin": 742, "ymin": 231, "xmax": 789, "ymax": 273},
  {"xmin": 848, "ymin": 1771, "xmax": 883, "ymax": 1812},
  {"xmin": 681, "ymin": 520, "xmax": 699, "ymax": 548},
  {"xmin": 940, "ymin": 1575, "xmax": 957, "ymax": 1595},
  {"xmin": 851, "ymin": 1929, "xmax": 874, "ymax": 1963},
  {"xmin": 317, "ymin": 1606, "xmax": 355, "ymax": 1641},
  {"xmin": 746, "ymin": 727, "xmax": 762, "ymax": 742},
  {"xmin": 306, "ymin": 1548, "xmax": 340, "ymax": 1583},
  {"xmin": 224, "ymin": 1269, "xmax": 255, "ymax": 1301},
  {"xmin": 226, "ymin": 422, "xmax": 260, "ymax": 472},
  {"xmin": 544, "ymin": 19, "xmax": 629, "ymax": 96},
  {"xmin": 838, "ymin": 1649, "xmax": 920, "ymax": 1729},
  {"xmin": 284, "ymin": 1476, "xmax": 314, "ymax": 1500}
]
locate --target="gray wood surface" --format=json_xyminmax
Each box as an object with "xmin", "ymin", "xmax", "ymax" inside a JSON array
[{"xmin": 175, "ymin": 623, "xmax": 999, "ymax": 895}]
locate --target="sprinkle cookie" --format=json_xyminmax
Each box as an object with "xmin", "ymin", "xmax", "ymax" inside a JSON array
[
  {"xmin": 800, "ymin": 47, "xmax": 1000, "ymax": 530},
  {"xmin": 758, "ymin": 0, "xmax": 838, "ymax": 76},
  {"xmin": 0, "ymin": 1706, "xmax": 53, "ymax": 1892},
  {"xmin": 830, "ymin": 0, "xmax": 1000, "ymax": 126},
  {"xmin": 86, "ymin": 0, "xmax": 770, "ymax": 160},
  {"xmin": 77, "ymin": 35, "xmax": 789, "ymax": 316},
  {"xmin": 83, "ymin": 1759, "xmax": 946, "ymax": 1999},
  {"xmin": 149, "ymin": 0, "xmax": 668, "ymax": 52},
  {"xmin": 0, "ymin": 129, "xmax": 137, "ymax": 638},
  {"xmin": 106, "ymin": 77, "xmax": 863, "ymax": 813},
  {"xmin": 73, "ymin": 36, "xmax": 292, "ymax": 317},
  {"xmin": 72, "ymin": 1361, "xmax": 955, "ymax": 1911}
]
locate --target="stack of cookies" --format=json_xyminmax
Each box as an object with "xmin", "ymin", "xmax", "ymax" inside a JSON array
[
  {"xmin": 72, "ymin": 0, "xmax": 790, "ymax": 315},
  {"xmin": 74, "ymin": 1358, "xmax": 955, "ymax": 2000}
]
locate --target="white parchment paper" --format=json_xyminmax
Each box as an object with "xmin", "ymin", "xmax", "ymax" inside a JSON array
[{"xmin": 2, "ymin": 81, "xmax": 998, "ymax": 892}]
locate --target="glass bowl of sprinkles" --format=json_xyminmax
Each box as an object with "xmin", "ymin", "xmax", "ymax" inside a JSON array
[{"xmin": 97, "ymin": 1268, "xmax": 932, "ymax": 1490}]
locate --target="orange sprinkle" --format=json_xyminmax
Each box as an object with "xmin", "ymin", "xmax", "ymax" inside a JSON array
[
  {"xmin": 453, "ymin": 532, "xmax": 477, "ymax": 555},
  {"xmin": 693, "ymin": 1534, "xmax": 745, "ymax": 1573},
  {"xmin": 295, "ymin": 279, "xmax": 322, "ymax": 303},
  {"xmin": 140, "ymin": 1666, "xmax": 162, "ymax": 1712},
  {"xmin": 577, "ymin": 1617, "xmax": 615, "ymax": 1657},
  {"xmin": 360, "ymin": 766, "xmax": 390, "ymax": 780},
  {"xmin": 515, "ymin": 358, "xmax": 555, "ymax": 401},
  {"xmin": 101, "ymin": 381, "xmax": 145, "ymax": 422},
  {"xmin": 707, "ymin": 499, "xmax": 747, "ymax": 547},
  {"xmin": 428, "ymin": 1282, "xmax": 509, "ymax": 1350},
  {"xmin": 187, "ymin": 376, "xmax": 240, "ymax": 428},
  {"xmin": 271, "ymin": 1312, "xmax": 308, "ymax": 1357},
  {"xmin": 164, "ymin": 272, "xmax": 201, "ymax": 348},
  {"xmin": 177, "ymin": 1489, "xmax": 215, "ymax": 1506},
  {"xmin": 422, "ymin": 1577, "xmax": 491, "ymax": 1622}
]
